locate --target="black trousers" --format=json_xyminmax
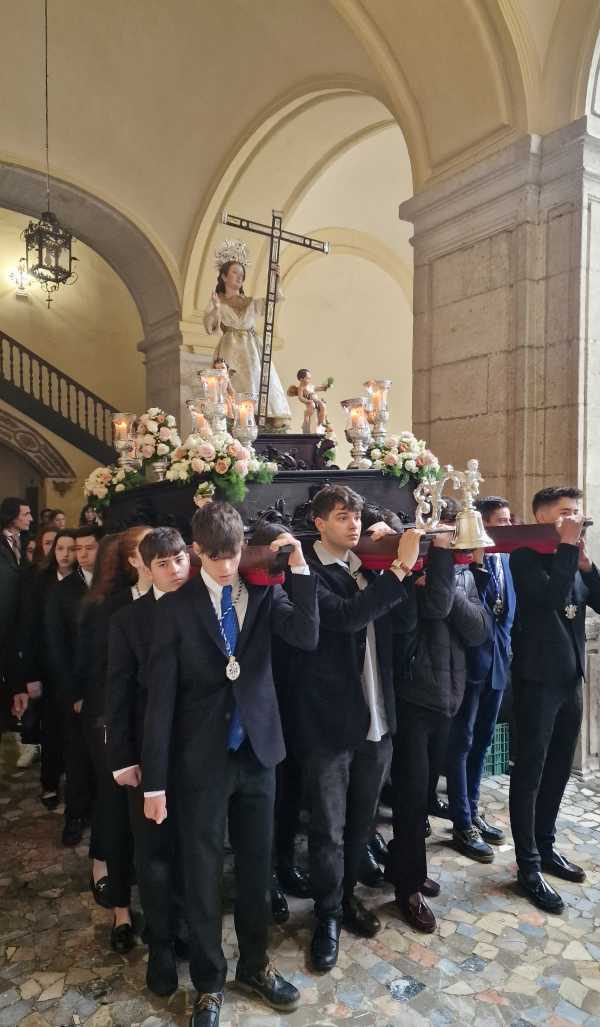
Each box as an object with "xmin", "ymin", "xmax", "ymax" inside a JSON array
[
  {"xmin": 62, "ymin": 700, "xmax": 95, "ymax": 822},
  {"xmin": 87, "ymin": 719, "xmax": 133, "ymax": 907},
  {"xmin": 509, "ymin": 677, "xmax": 583, "ymax": 872},
  {"xmin": 304, "ymin": 734, "xmax": 392, "ymax": 920},
  {"xmin": 388, "ymin": 700, "xmax": 450, "ymax": 900},
  {"xmin": 176, "ymin": 742, "xmax": 275, "ymax": 994},
  {"xmin": 40, "ymin": 684, "xmax": 66, "ymax": 794},
  {"xmin": 127, "ymin": 785, "xmax": 187, "ymax": 946},
  {"xmin": 274, "ymin": 753, "xmax": 304, "ymax": 869}
]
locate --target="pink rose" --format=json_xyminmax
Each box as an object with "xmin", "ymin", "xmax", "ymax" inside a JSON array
[
  {"xmin": 423, "ymin": 449, "xmax": 437, "ymax": 466},
  {"xmin": 384, "ymin": 452, "xmax": 398, "ymax": 467},
  {"xmin": 227, "ymin": 440, "xmax": 244, "ymax": 459},
  {"xmin": 198, "ymin": 443, "xmax": 216, "ymax": 461},
  {"xmin": 214, "ymin": 457, "xmax": 231, "ymax": 474},
  {"xmin": 191, "ymin": 457, "xmax": 206, "ymax": 474},
  {"xmin": 140, "ymin": 443, "xmax": 155, "ymax": 459},
  {"xmin": 234, "ymin": 459, "xmax": 249, "ymax": 476},
  {"xmin": 158, "ymin": 426, "xmax": 172, "ymax": 441},
  {"xmin": 157, "ymin": 414, "xmax": 165, "ymax": 423}
]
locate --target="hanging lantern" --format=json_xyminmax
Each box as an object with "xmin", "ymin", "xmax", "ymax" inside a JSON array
[{"xmin": 23, "ymin": 211, "xmax": 77, "ymax": 307}]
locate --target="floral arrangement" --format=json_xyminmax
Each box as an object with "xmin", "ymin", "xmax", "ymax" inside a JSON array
[
  {"xmin": 322, "ymin": 421, "xmax": 337, "ymax": 465},
  {"xmin": 167, "ymin": 430, "xmax": 278, "ymax": 503},
  {"xmin": 365, "ymin": 432, "xmax": 441, "ymax": 486},
  {"xmin": 136, "ymin": 407, "xmax": 181, "ymax": 463},
  {"xmin": 83, "ymin": 465, "xmax": 145, "ymax": 510}
]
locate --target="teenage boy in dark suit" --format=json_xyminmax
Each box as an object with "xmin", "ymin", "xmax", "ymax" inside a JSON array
[
  {"xmin": 46, "ymin": 525, "xmax": 102, "ymax": 846},
  {"xmin": 509, "ymin": 486, "xmax": 600, "ymax": 913},
  {"xmin": 142, "ymin": 502, "xmax": 318, "ymax": 1027},
  {"xmin": 446, "ymin": 496, "xmax": 517, "ymax": 862},
  {"xmin": 286, "ymin": 484, "xmax": 422, "ymax": 972},
  {"xmin": 107, "ymin": 527, "xmax": 190, "ymax": 996}
]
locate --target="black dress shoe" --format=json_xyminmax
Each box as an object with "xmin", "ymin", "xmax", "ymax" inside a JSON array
[
  {"xmin": 472, "ymin": 813, "xmax": 505, "ymax": 845},
  {"xmin": 190, "ymin": 992, "xmax": 223, "ymax": 1027},
  {"xmin": 421, "ymin": 877, "xmax": 441, "ymax": 898},
  {"xmin": 277, "ymin": 863, "xmax": 312, "ymax": 898},
  {"xmin": 110, "ymin": 919, "xmax": 135, "ymax": 953},
  {"xmin": 271, "ymin": 877, "xmax": 289, "ymax": 924},
  {"xmin": 147, "ymin": 944, "xmax": 177, "ymax": 996},
  {"xmin": 342, "ymin": 895, "xmax": 381, "ymax": 938},
  {"xmin": 357, "ymin": 844, "xmax": 385, "ymax": 888},
  {"xmin": 62, "ymin": 817, "xmax": 85, "ymax": 847},
  {"xmin": 90, "ymin": 874, "xmax": 113, "ymax": 909},
  {"xmin": 424, "ymin": 818, "xmax": 432, "ymax": 838},
  {"xmin": 370, "ymin": 830, "xmax": 388, "ymax": 861},
  {"xmin": 518, "ymin": 870, "xmax": 564, "ymax": 913},
  {"xmin": 429, "ymin": 797, "xmax": 452, "ymax": 820},
  {"xmin": 541, "ymin": 850, "xmax": 586, "ymax": 883},
  {"xmin": 311, "ymin": 916, "xmax": 341, "ymax": 971},
  {"xmin": 453, "ymin": 826, "xmax": 494, "ymax": 863},
  {"xmin": 236, "ymin": 963, "xmax": 300, "ymax": 1010},
  {"xmin": 40, "ymin": 792, "xmax": 60, "ymax": 811}
]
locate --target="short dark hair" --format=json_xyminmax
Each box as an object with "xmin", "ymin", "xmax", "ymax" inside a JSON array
[
  {"xmin": 297, "ymin": 368, "xmax": 310, "ymax": 380},
  {"xmin": 311, "ymin": 485, "xmax": 364, "ymax": 522},
  {"xmin": 139, "ymin": 526, "xmax": 187, "ymax": 567},
  {"xmin": 248, "ymin": 520, "xmax": 288, "ymax": 547},
  {"xmin": 532, "ymin": 486, "xmax": 583, "ymax": 514},
  {"xmin": 0, "ymin": 497, "xmax": 27, "ymax": 529},
  {"xmin": 72, "ymin": 525, "xmax": 103, "ymax": 542},
  {"xmin": 476, "ymin": 496, "xmax": 510, "ymax": 522},
  {"xmin": 440, "ymin": 496, "xmax": 460, "ymax": 525},
  {"xmin": 361, "ymin": 502, "xmax": 404, "ymax": 534},
  {"xmin": 192, "ymin": 502, "xmax": 244, "ymax": 557}
]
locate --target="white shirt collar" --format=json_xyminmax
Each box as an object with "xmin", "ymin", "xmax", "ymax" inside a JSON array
[
  {"xmin": 313, "ymin": 539, "xmax": 362, "ymax": 577},
  {"xmin": 81, "ymin": 568, "xmax": 93, "ymax": 587},
  {"xmin": 132, "ymin": 583, "xmax": 152, "ymax": 600},
  {"xmin": 57, "ymin": 570, "xmax": 67, "ymax": 581},
  {"xmin": 200, "ymin": 567, "xmax": 241, "ymax": 597},
  {"xmin": 152, "ymin": 585, "xmax": 166, "ymax": 600}
]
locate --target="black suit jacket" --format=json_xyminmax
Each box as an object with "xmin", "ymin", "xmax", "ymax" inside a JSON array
[
  {"xmin": 76, "ymin": 587, "xmax": 133, "ymax": 727},
  {"xmin": 286, "ymin": 558, "xmax": 408, "ymax": 754},
  {"xmin": 142, "ymin": 572, "xmax": 319, "ymax": 793},
  {"xmin": 510, "ymin": 543, "xmax": 600, "ymax": 686},
  {"xmin": 106, "ymin": 589, "xmax": 157, "ymax": 773},
  {"xmin": 44, "ymin": 571, "xmax": 88, "ymax": 703},
  {"xmin": 0, "ymin": 536, "xmax": 22, "ymax": 724}
]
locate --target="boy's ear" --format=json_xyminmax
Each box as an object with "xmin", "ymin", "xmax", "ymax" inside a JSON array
[{"xmin": 192, "ymin": 542, "xmax": 202, "ymax": 557}]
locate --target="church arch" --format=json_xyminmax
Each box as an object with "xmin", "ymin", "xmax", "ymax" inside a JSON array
[
  {"xmin": 0, "ymin": 407, "xmax": 75, "ymax": 483},
  {"xmin": 0, "ymin": 161, "xmax": 180, "ymax": 345}
]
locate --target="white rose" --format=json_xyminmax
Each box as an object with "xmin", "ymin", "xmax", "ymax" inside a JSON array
[
  {"xmin": 248, "ymin": 458, "xmax": 260, "ymax": 474},
  {"xmin": 387, "ymin": 435, "xmax": 400, "ymax": 449},
  {"xmin": 405, "ymin": 459, "xmax": 417, "ymax": 472},
  {"xmin": 146, "ymin": 420, "xmax": 159, "ymax": 434},
  {"xmin": 371, "ymin": 459, "xmax": 383, "ymax": 470},
  {"xmin": 166, "ymin": 415, "xmax": 176, "ymax": 427},
  {"xmin": 358, "ymin": 457, "xmax": 372, "ymax": 469},
  {"xmin": 266, "ymin": 462, "xmax": 278, "ymax": 474},
  {"xmin": 156, "ymin": 443, "xmax": 169, "ymax": 456},
  {"xmin": 147, "ymin": 407, "xmax": 161, "ymax": 417},
  {"xmin": 170, "ymin": 430, "xmax": 181, "ymax": 446},
  {"xmin": 115, "ymin": 483, "xmax": 125, "ymax": 492},
  {"xmin": 96, "ymin": 485, "xmax": 108, "ymax": 499},
  {"xmin": 370, "ymin": 448, "xmax": 382, "ymax": 461}
]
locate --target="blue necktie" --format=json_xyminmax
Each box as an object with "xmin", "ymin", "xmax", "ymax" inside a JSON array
[
  {"xmin": 221, "ymin": 585, "xmax": 245, "ymax": 751},
  {"xmin": 485, "ymin": 553, "xmax": 502, "ymax": 606}
]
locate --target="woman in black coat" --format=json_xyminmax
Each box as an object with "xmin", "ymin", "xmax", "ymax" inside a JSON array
[{"xmin": 77, "ymin": 525, "xmax": 151, "ymax": 953}]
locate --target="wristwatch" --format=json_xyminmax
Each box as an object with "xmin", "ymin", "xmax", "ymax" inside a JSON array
[{"xmin": 390, "ymin": 558, "xmax": 412, "ymax": 576}]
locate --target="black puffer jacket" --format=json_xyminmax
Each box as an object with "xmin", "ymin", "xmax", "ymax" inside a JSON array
[{"xmin": 394, "ymin": 547, "xmax": 491, "ymax": 717}]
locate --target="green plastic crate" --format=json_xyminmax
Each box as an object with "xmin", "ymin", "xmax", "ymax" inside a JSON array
[{"xmin": 483, "ymin": 721, "xmax": 510, "ymax": 777}]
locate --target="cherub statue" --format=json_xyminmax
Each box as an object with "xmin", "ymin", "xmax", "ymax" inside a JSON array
[
  {"xmin": 287, "ymin": 368, "xmax": 334, "ymax": 435},
  {"xmin": 212, "ymin": 356, "xmax": 237, "ymax": 422}
]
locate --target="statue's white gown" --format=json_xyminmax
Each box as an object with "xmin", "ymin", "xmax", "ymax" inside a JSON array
[{"xmin": 204, "ymin": 296, "xmax": 291, "ymax": 421}]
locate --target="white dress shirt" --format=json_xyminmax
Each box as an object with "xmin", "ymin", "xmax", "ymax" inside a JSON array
[
  {"xmin": 81, "ymin": 568, "xmax": 93, "ymax": 588},
  {"xmin": 314, "ymin": 540, "xmax": 389, "ymax": 743}
]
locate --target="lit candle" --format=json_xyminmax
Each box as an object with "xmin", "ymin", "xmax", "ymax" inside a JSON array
[{"xmin": 239, "ymin": 401, "xmax": 252, "ymax": 428}]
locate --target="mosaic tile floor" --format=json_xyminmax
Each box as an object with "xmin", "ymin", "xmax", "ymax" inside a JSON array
[{"xmin": 2, "ymin": 735, "xmax": 600, "ymax": 1027}]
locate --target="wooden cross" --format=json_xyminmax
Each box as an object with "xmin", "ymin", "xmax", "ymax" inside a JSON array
[{"xmin": 221, "ymin": 209, "xmax": 329, "ymax": 428}]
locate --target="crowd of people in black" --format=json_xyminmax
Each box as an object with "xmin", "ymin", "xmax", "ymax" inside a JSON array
[{"xmin": 0, "ymin": 483, "xmax": 598, "ymax": 1027}]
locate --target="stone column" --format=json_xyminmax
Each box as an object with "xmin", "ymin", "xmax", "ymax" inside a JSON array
[
  {"xmin": 138, "ymin": 317, "xmax": 212, "ymax": 434},
  {"xmin": 400, "ymin": 118, "xmax": 600, "ymax": 545},
  {"xmin": 401, "ymin": 118, "xmax": 600, "ymax": 774}
]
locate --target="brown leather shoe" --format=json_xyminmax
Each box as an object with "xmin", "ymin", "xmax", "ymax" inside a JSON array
[
  {"xmin": 398, "ymin": 892, "xmax": 436, "ymax": 933},
  {"xmin": 421, "ymin": 877, "xmax": 441, "ymax": 898}
]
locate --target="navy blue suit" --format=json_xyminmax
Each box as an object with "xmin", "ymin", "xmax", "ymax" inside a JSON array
[{"xmin": 447, "ymin": 553, "xmax": 516, "ymax": 829}]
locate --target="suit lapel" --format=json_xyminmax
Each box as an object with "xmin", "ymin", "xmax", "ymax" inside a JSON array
[
  {"xmin": 191, "ymin": 577, "xmax": 229, "ymax": 658},
  {"xmin": 236, "ymin": 584, "xmax": 266, "ymax": 659}
]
